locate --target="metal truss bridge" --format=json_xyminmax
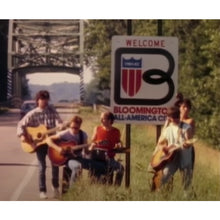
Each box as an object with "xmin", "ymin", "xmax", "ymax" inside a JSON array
[{"xmin": 6, "ymin": 19, "xmax": 84, "ymax": 105}]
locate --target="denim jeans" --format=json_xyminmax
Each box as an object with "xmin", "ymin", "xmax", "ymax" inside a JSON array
[
  {"xmin": 66, "ymin": 157, "xmax": 107, "ymax": 185},
  {"xmin": 106, "ymin": 158, "xmax": 124, "ymax": 186},
  {"xmin": 36, "ymin": 145, "xmax": 59, "ymax": 192},
  {"xmin": 67, "ymin": 160, "xmax": 82, "ymax": 185}
]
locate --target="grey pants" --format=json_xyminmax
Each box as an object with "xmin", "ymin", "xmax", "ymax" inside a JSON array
[{"xmin": 161, "ymin": 148, "xmax": 193, "ymax": 190}]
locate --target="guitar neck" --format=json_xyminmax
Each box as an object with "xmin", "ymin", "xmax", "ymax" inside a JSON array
[
  {"xmin": 70, "ymin": 144, "xmax": 89, "ymax": 151},
  {"xmin": 45, "ymin": 127, "xmax": 60, "ymax": 135},
  {"xmin": 44, "ymin": 122, "xmax": 69, "ymax": 136}
]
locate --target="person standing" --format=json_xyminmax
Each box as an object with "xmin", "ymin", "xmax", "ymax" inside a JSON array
[
  {"xmin": 151, "ymin": 106, "xmax": 193, "ymax": 190},
  {"xmin": 179, "ymin": 98, "xmax": 196, "ymax": 188},
  {"xmin": 89, "ymin": 111, "xmax": 124, "ymax": 186},
  {"xmin": 17, "ymin": 90, "xmax": 63, "ymax": 199}
]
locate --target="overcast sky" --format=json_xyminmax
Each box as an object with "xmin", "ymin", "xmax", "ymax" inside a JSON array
[{"xmin": 26, "ymin": 66, "xmax": 94, "ymax": 85}]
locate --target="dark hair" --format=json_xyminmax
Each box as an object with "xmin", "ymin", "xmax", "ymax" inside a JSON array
[
  {"xmin": 181, "ymin": 99, "xmax": 192, "ymax": 110},
  {"xmin": 104, "ymin": 111, "xmax": 115, "ymax": 124},
  {"xmin": 174, "ymin": 92, "xmax": 184, "ymax": 107},
  {"xmin": 35, "ymin": 90, "xmax": 50, "ymax": 103},
  {"xmin": 70, "ymin": 115, "xmax": 82, "ymax": 125},
  {"xmin": 167, "ymin": 106, "xmax": 180, "ymax": 119}
]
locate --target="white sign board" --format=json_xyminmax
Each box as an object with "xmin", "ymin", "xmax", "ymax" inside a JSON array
[{"xmin": 110, "ymin": 36, "xmax": 178, "ymax": 124}]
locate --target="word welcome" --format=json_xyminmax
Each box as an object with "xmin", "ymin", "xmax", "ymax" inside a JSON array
[{"xmin": 126, "ymin": 39, "xmax": 165, "ymax": 48}]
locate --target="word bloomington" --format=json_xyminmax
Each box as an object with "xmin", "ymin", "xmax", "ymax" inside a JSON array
[
  {"xmin": 113, "ymin": 106, "xmax": 167, "ymax": 115},
  {"xmin": 114, "ymin": 114, "xmax": 166, "ymax": 122}
]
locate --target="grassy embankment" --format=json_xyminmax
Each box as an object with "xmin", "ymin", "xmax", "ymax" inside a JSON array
[{"xmin": 61, "ymin": 107, "xmax": 220, "ymax": 201}]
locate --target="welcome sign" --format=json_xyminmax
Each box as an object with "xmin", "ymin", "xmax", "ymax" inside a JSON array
[{"xmin": 111, "ymin": 36, "xmax": 178, "ymax": 124}]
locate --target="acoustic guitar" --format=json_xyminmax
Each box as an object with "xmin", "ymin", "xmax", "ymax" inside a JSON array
[
  {"xmin": 150, "ymin": 138, "xmax": 197, "ymax": 171},
  {"xmin": 48, "ymin": 141, "xmax": 130, "ymax": 166},
  {"xmin": 21, "ymin": 124, "xmax": 65, "ymax": 153},
  {"xmin": 48, "ymin": 140, "xmax": 89, "ymax": 166}
]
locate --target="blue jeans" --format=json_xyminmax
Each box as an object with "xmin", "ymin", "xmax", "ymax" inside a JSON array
[
  {"xmin": 67, "ymin": 160, "xmax": 82, "ymax": 185},
  {"xmin": 67, "ymin": 157, "xmax": 107, "ymax": 185},
  {"xmin": 106, "ymin": 158, "xmax": 124, "ymax": 186},
  {"xmin": 36, "ymin": 145, "xmax": 59, "ymax": 192}
]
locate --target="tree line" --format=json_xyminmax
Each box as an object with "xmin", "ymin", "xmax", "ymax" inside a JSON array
[{"xmin": 84, "ymin": 20, "xmax": 220, "ymax": 148}]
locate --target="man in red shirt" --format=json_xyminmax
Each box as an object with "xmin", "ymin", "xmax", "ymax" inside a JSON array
[{"xmin": 89, "ymin": 111, "xmax": 124, "ymax": 186}]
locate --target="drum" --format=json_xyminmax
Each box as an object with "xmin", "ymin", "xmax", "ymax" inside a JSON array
[{"xmin": 91, "ymin": 148, "xmax": 108, "ymax": 161}]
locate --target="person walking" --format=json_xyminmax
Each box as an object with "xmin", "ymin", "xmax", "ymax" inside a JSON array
[{"xmin": 17, "ymin": 90, "xmax": 63, "ymax": 199}]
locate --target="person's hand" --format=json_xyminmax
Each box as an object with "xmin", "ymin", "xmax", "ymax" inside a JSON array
[
  {"xmin": 89, "ymin": 142, "xmax": 97, "ymax": 151},
  {"xmin": 114, "ymin": 142, "xmax": 123, "ymax": 149},
  {"xmin": 20, "ymin": 135, "xmax": 27, "ymax": 143},
  {"xmin": 60, "ymin": 147, "xmax": 71, "ymax": 156},
  {"xmin": 162, "ymin": 145, "xmax": 169, "ymax": 154}
]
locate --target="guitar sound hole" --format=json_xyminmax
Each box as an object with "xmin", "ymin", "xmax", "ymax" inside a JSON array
[{"xmin": 37, "ymin": 133, "xmax": 42, "ymax": 139}]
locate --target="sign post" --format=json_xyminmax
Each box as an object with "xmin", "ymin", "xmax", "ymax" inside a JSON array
[
  {"xmin": 156, "ymin": 19, "xmax": 163, "ymax": 141},
  {"xmin": 125, "ymin": 20, "xmax": 132, "ymax": 188},
  {"xmin": 111, "ymin": 35, "xmax": 178, "ymax": 187}
]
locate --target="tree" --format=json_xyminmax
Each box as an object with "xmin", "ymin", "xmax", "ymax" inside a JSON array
[
  {"xmin": 84, "ymin": 20, "xmax": 127, "ymax": 104},
  {"xmin": 164, "ymin": 20, "xmax": 220, "ymax": 146},
  {"xmin": 84, "ymin": 20, "xmax": 220, "ymax": 147}
]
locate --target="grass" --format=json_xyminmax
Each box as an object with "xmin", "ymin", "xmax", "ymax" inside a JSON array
[{"xmin": 61, "ymin": 107, "xmax": 220, "ymax": 201}]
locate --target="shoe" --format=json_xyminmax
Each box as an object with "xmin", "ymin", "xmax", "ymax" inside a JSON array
[
  {"xmin": 52, "ymin": 187, "xmax": 60, "ymax": 199},
  {"xmin": 39, "ymin": 192, "xmax": 48, "ymax": 199}
]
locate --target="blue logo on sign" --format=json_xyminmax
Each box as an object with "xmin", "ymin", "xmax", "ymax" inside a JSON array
[{"xmin": 122, "ymin": 58, "xmax": 142, "ymax": 68}]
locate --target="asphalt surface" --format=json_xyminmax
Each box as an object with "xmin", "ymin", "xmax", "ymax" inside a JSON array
[{"xmin": 0, "ymin": 108, "xmax": 73, "ymax": 201}]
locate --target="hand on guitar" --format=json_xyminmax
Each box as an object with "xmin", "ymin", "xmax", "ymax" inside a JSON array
[
  {"xmin": 20, "ymin": 135, "xmax": 26, "ymax": 143},
  {"xmin": 182, "ymin": 138, "xmax": 197, "ymax": 148},
  {"xmin": 20, "ymin": 134, "xmax": 36, "ymax": 150},
  {"xmin": 162, "ymin": 144, "xmax": 176, "ymax": 154},
  {"xmin": 60, "ymin": 147, "xmax": 74, "ymax": 157},
  {"xmin": 88, "ymin": 142, "xmax": 97, "ymax": 151}
]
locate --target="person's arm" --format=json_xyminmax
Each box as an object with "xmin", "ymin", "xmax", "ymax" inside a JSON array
[
  {"xmin": 46, "ymin": 135, "xmax": 62, "ymax": 154},
  {"xmin": 49, "ymin": 105, "xmax": 64, "ymax": 129},
  {"xmin": 114, "ymin": 129, "xmax": 123, "ymax": 148},
  {"xmin": 53, "ymin": 106, "xmax": 63, "ymax": 124},
  {"xmin": 17, "ymin": 111, "xmax": 34, "ymax": 142},
  {"xmin": 182, "ymin": 126, "xmax": 193, "ymax": 148},
  {"xmin": 152, "ymin": 129, "xmax": 168, "ymax": 155},
  {"xmin": 89, "ymin": 126, "xmax": 98, "ymax": 150},
  {"xmin": 189, "ymin": 118, "xmax": 196, "ymax": 137}
]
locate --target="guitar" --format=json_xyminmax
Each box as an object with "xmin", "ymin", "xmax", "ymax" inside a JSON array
[
  {"xmin": 21, "ymin": 124, "xmax": 65, "ymax": 153},
  {"xmin": 48, "ymin": 140, "xmax": 89, "ymax": 166},
  {"xmin": 150, "ymin": 138, "xmax": 197, "ymax": 171},
  {"xmin": 90, "ymin": 147, "xmax": 130, "ymax": 161}
]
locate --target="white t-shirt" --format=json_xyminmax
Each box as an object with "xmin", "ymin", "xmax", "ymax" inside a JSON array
[
  {"xmin": 57, "ymin": 129, "xmax": 88, "ymax": 157},
  {"xmin": 57, "ymin": 128, "xmax": 88, "ymax": 144},
  {"xmin": 161, "ymin": 122, "xmax": 192, "ymax": 169}
]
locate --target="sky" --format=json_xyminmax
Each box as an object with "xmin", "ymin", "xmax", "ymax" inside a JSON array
[{"xmin": 26, "ymin": 66, "xmax": 94, "ymax": 85}]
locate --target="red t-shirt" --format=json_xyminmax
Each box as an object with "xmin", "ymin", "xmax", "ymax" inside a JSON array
[{"xmin": 93, "ymin": 125, "xmax": 120, "ymax": 158}]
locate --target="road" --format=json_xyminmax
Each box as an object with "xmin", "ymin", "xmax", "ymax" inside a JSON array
[{"xmin": 0, "ymin": 108, "xmax": 73, "ymax": 201}]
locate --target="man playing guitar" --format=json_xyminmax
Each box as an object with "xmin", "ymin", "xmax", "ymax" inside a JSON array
[
  {"xmin": 46, "ymin": 115, "xmax": 107, "ymax": 191},
  {"xmin": 17, "ymin": 90, "xmax": 63, "ymax": 199}
]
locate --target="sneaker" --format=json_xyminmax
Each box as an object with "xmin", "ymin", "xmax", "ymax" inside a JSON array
[
  {"xmin": 52, "ymin": 187, "xmax": 60, "ymax": 199},
  {"xmin": 39, "ymin": 192, "xmax": 48, "ymax": 199}
]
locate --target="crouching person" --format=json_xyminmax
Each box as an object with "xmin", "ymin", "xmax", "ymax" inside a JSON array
[
  {"xmin": 89, "ymin": 111, "xmax": 124, "ymax": 186},
  {"xmin": 46, "ymin": 116, "xmax": 107, "ymax": 192}
]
